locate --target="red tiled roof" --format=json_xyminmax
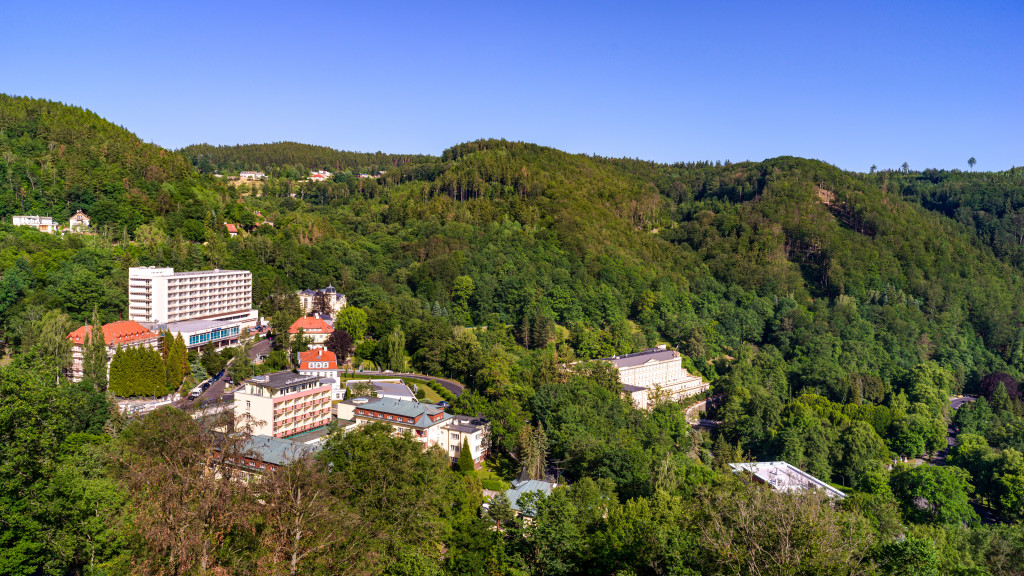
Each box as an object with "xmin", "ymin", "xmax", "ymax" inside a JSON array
[
  {"xmin": 67, "ymin": 320, "xmax": 158, "ymax": 345},
  {"xmin": 299, "ymin": 347, "xmax": 338, "ymax": 370},
  {"xmin": 289, "ymin": 316, "xmax": 333, "ymax": 334},
  {"xmin": 225, "ymin": 223, "xmax": 239, "ymax": 233}
]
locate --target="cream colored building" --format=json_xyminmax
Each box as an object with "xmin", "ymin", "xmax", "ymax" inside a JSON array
[
  {"xmin": 128, "ymin": 267, "xmax": 253, "ymax": 324},
  {"xmin": 13, "ymin": 215, "xmax": 56, "ymax": 233},
  {"xmin": 234, "ymin": 372, "xmax": 333, "ymax": 439},
  {"xmin": 338, "ymin": 397, "xmax": 489, "ymax": 467},
  {"xmin": 65, "ymin": 320, "xmax": 160, "ymax": 382},
  {"xmin": 603, "ymin": 347, "xmax": 708, "ymax": 409},
  {"xmin": 297, "ymin": 286, "xmax": 347, "ymax": 317},
  {"xmin": 69, "ymin": 210, "xmax": 90, "ymax": 231}
]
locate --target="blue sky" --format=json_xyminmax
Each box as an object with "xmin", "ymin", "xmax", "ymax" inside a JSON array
[{"xmin": 4, "ymin": 1, "xmax": 1022, "ymax": 171}]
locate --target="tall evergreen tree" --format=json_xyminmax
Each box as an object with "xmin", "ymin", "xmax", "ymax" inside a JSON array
[{"xmin": 81, "ymin": 307, "xmax": 108, "ymax": 390}]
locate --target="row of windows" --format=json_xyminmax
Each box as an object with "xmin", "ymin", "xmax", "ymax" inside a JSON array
[{"xmin": 188, "ymin": 326, "xmax": 240, "ymax": 346}]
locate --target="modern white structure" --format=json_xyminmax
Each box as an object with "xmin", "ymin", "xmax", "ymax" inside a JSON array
[
  {"xmin": 602, "ymin": 346, "xmax": 708, "ymax": 409},
  {"xmin": 729, "ymin": 461, "xmax": 846, "ymax": 500},
  {"xmin": 239, "ymin": 171, "xmax": 265, "ymax": 180},
  {"xmin": 234, "ymin": 372, "xmax": 333, "ymax": 439},
  {"xmin": 339, "ymin": 397, "xmax": 489, "ymax": 467},
  {"xmin": 129, "ymin": 267, "xmax": 253, "ymax": 323},
  {"xmin": 129, "ymin": 267, "xmax": 259, "ymax": 350},
  {"xmin": 12, "ymin": 215, "xmax": 56, "ymax": 233}
]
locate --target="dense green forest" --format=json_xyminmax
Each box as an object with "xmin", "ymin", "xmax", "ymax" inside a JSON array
[{"xmin": 3, "ymin": 95, "xmax": 1024, "ymax": 575}]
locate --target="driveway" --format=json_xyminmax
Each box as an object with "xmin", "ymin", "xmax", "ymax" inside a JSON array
[{"xmin": 352, "ymin": 370, "xmax": 465, "ymax": 396}]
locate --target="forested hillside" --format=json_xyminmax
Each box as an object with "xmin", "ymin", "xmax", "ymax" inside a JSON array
[{"xmin": 3, "ymin": 96, "xmax": 1024, "ymax": 575}]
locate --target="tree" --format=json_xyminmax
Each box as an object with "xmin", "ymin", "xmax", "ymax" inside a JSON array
[
  {"xmin": 81, "ymin": 308, "xmax": 108, "ymax": 390},
  {"xmin": 458, "ymin": 438, "xmax": 475, "ymax": 474},
  {"xmin": 870, "ymin": 164, "xmax": 877, "ymax": 174},
  {"xmin": 385, "ymin": 327, "xmax": 406, "ymax": 372},
  {"xmin": 902, "ymin": 162, "xmax": 910, "ymax": 174},
  {"xmin": 873, "ymin": 537, "xmax": 940, "ymax": 576},
  {"xmin": 35, "ymin": 309, "xmax": 74, "ymax": 375},
  {"xmin": 335, "ymin": 306, "xmax": 368, "ymax": 341},
  {"xmin": 324, "ymin": 328, "xmax": 353, "ymax": 365},
  {"xmin": 968, "ymin": 157, "xmax": 977, "ymax": 171},
  {"xmin": 890, "ymin": 463, "xmax": 980, "ymax": 526},
  {"xmin": 311, "ymin": 290, "xmax": 331, "ymax": 316},
  {"xmin": 317, "ymin": 422, "xmax": 455, "ymax": 570}
]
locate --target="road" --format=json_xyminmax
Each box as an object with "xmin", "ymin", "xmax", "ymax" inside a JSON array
[
  {"xmin": 351, "ymin": 370, "xmax": 465, "ymax": 396},
  {"xmin": 930, "ymin": 395, "xmax": 978, "ymax": 465},
  {"xmin": 249, "ymin": 338, "xmax": 272, "ymax": 362}
]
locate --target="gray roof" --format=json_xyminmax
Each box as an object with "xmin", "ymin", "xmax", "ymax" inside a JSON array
[
  {"xmin": 246, "ymin": 435, "xmax": 317, "ymax": 466},
  {"xmin": 622, "ymin": 384, "xmax": 646, "ymax": 392},
  {"xmin": 148, "ymin": 317, "xmax": 239, "ymax": 333},
  {"xmin": 246, "ymin": 371, "xmax": 320, "ymax": 390},
  {"xmin": 356, "ymin": 397, "xmax": 450, "ymax": 428},
  {"xmin": 729, "ymin": 461, "xmax": 846, "ymax": 500},
  {"xmin": 506, "ymin": 479, "xmax": 557, "ymax": 512},
  {"xmin": 602, "ymin": 348, "xmax": 679, "ymax": 369}
]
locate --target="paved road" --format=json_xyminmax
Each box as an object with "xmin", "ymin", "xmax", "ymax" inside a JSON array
[
  {"xmin": 249, "ymin": 338, "xmax": 272, "ymax": 362},
  {"xmin": 930, "ymin": 395, "xmax": 978, "ymax": 465},
  {"xmin": 351, "ymin": 370, "xmax": 465, "ymax": 396}
]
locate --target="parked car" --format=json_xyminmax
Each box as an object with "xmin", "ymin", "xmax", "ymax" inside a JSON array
[{"xmin": 437, "ymin": 400, "xmax": 451, "ymax": 409}]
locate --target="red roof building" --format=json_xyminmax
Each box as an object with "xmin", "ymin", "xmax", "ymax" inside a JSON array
[
  {"xmin": 224, "ymin": 222, "xmax": 239, "ymax": 237},
  {"xmin": 298, "ymin": 348, "xmax": 341, "ymax": 382},
  {"xmin": 288, "ymin": 316, "xmax": 333, "ymax": 344},
  {"xmin": 66, "ymin": 321, "xmax": 160, "ymax": 381}
]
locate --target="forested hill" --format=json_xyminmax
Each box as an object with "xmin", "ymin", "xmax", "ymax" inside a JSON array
[
  {"xmin": 0, "ymin": 94, "xmax": 196, "ymax": 225},
  {"xmin": 8, "ymin": 98, "xmax": 1024, "ymax": 575},
  {"xmin": 179, "ymin": 141, "xmax": 438, "ymax": 179}
]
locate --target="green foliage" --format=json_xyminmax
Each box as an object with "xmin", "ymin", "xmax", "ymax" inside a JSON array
[
  {"xmin": 334, "ymin": 305, "xmax": 368, "ymax": 341},
  {"xmin": 890, "ymin": 463, "xmax": 980, "ymax": 526}
]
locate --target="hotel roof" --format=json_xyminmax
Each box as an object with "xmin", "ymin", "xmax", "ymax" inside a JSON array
[
  {"xmin": 246, "ymin": 372, "xmax": 320, "ymax": 390},
  {"xmin": 601, "ymin": 348, "xmax": 680, "ymax": 369},
  {"xmin": 67, "ymin": 320, "xmax": 158, "ymax": 346},
  {"xmin": 289, "ymin": 316, "xmax": 333, "ymax": 334},
  {"xmin": 729, "ymin": 461, "xmax": 846, "ymax": 500}
]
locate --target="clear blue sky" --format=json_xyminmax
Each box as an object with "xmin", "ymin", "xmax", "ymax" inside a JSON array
[{"xmin": 4, "ymin": 0, "xmax": 1022, "ymax": 171}]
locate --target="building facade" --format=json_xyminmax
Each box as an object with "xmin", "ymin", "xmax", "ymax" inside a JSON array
[
  {"xmin": 602, "ymin": 347, "xmax": 708, "ymax": 408},
  {"xmin": 66, "ymin": 320, "xmax": 160, "ymax": 382},
  {"xmin": 298, "ymin": 348, "xmax": 341, "ymax": 382},
  {"xmin": 13, "ymin": 215, "xmax": 56, "ymax": 233},
  {"xmin": 297, "ymin": 286, "xmax": 347, "ymax": 317},
  {"xmin": 234, "ymin": 372, "xmax": 333, "ymax": 439},
  {"xmin": 341, "ymin": 397, "xmax": 489, "ymax": 467},
  {"xmin": 239, "ymin": 171, "xmax": 265, "ymax": 180},
  {"xmin": 128, "ymin": 267, "xmax": 253, "ymax": 324},
  {"xmin": 128, "ymin": 266, "xmax": 259, "ymax": 351},
  {"xmin": 68, "ymin": 210, "xmax": 90, "ymax": 231},
  {"xmin": 289, "ymin": 316, "xmax": 333, "ymax": 345}
]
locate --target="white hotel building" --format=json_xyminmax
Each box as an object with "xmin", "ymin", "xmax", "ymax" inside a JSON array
[
  {"xmin": 602, "ymin": 346, "xmax": 708, "ymax": 409},
  {"xmin": 128, "ymin": 267, "xmax": 259, "ymax": 350}
]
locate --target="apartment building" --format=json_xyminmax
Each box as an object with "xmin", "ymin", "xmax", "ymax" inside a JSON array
[
  {"xmin": 339, "ymin": 397, "xmax": 489, "ymax": 467},
  {"xmin": 129, "ymin": 267, "xmax": 259, "ymax": 350},
  {"xmin": 602, "ymin": 346, "xmax": 708, "ymax": 409},
  {"xmin": 129, "ymin": 267, "xmax": 253, "ymax": 323},
  {"xmin": 65, "ymin": 320, "xmax": 160, "ymax": 381},
  {"xmin": 234, "ymin": 372, "xmax": 333, "ymax": 439},
  {"xmin": 12, "ymin": 215, "xmax": 56, "ymax": 233}
]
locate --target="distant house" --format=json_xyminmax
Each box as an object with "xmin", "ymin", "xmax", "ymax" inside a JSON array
[
  {"xmin": 297, "ymin": 285, "xmax": 347, "ymax": 317},
  {"xmin": 729, "ymin": 461, "xmax": 846, "ymax": 500},
  {"xmin": 12, "ymin": 215, "xmax": 56, "ymax": 233},
  {"xmin": 66, "ymin": 320, "xmax": 160, "ymax": 382},
  {"xmin": 600, "ymin": 346, "xmax": 708, "ymax": 409},
  {"xmin": 339, "ymin": 397, "xmax": 489, "ymax": 467},
  {"xmin": 288, "ymin": 316, "xmax": 333, "ymax": 345},
  {"xmin": 298, "ymin": 347, "xmax": 341, "ymax": 382},
  {"xmin": 239, "ymin": 171, "xmax": 265, "ymax": 180},
  {"xmin": 68, "ymin": 210, "xmax": 91, "ymax": 231},
  {"xmin": 309, "ymin": 170, "xmax": 332, "ymax": 182},
  {"xmin": 504, "ymin": 469, "xmax": 558, "ymax": 517},
  {"xmin": 224, "ymin": 222, "xmax": 239, "ymax": 237}
]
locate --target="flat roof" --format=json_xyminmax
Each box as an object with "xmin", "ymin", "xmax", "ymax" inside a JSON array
[
  {"xmin": 601, "ymin": 348, "xmax": 680, "ymax": 369},
  {"xmin": 246, "ymin": 372, "xmax": 320, "ymax": 390},
  {"xmin": 729, "ymin": 461, "xmax": 846, "ymax": 500},
  {"xmin": 246, "ymin": 435, "xmax": 313, "ymax": 466}
]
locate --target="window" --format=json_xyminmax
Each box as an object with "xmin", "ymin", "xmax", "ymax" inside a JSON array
[{"xmin": 246, "ymin": 401, "xmax": 251, "ymax": 410}]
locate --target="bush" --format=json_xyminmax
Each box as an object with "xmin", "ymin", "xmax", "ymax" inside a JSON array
[
  {"xmin": 415, "ymin": 388, "xmax": 426, "ymax": 400},
  {"xmin": 481, "ymin": 478, "xmax": 509, "ymax": 491}
]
